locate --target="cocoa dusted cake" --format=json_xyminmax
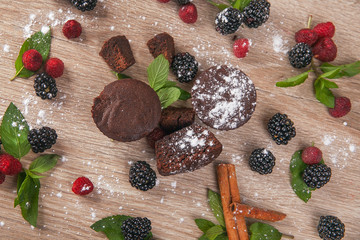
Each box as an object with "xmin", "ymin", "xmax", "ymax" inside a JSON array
[
  {"xmin": 155, "ymin": 124, "xmax": 222, "ymax": 176},
  {"xmin": 191, "ymin": 65, "xmax": 257, "ymax": 130},
  {"xmin": 147, "ymin": 32, "xmax": 175, "ymax": 63},
  {"xmin": 92, "ymin": 79, "xmax": 161, "ymax": 142},
  {"xmin": 160, "ymin": 106, "xmax": 195, "ymax": 133}
]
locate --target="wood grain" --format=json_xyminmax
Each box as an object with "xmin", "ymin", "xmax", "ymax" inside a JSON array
[{"xmin": 0, "ymin": 0, "xmax": 359, "ymax": 239}]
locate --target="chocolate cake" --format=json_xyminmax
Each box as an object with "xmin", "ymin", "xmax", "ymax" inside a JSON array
[
  {"xmin": 155, "ymin": 124, "xmax": 222, "ymax": 176},
  {"xmin": 160, "ymin": 107, "xmax": 195, "ymax": 133},
  {"xmin": 99, "ymin": 35, "xmax": 135, "ymax": 73},
  {"xmin": 191, "ymin": 65, "xmax": 257, "ymax": 130},
  {"xmin": 147, "ymin": 32, "xmax": 175, "ymax": 63},
  {"xmin": 92, "ymin": 79, "xmax": 161, "ymax": 142}
]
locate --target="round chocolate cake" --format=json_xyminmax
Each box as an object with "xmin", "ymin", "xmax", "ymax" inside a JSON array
[
  {"xmin": 191, "ymin": 65, "xmax": 257, "ymax": 130},
  {"xmin": 92, "ymin": 79, "xmax": 161, "ymax": 142}
]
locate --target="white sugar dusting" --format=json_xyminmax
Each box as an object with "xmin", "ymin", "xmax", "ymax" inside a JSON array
[
  {"xmin": 3, "ymin": 44, "xmax": 10, "ymax": 52},
  {"xmin": 272, "ymin": 34, "xmax": 288, "ymax": 54},
  {"xmin": 0, "ymin": 221, "xmax": 4, "ymax": 227}
]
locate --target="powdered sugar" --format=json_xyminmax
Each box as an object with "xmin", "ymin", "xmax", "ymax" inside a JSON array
[
  {"xmin": 272, "ymin": 34, "xmax": 288, "ymax": 54},
  {"xmin": 3, "ymin": 44, "xmax": 9, "ymax": 52}
]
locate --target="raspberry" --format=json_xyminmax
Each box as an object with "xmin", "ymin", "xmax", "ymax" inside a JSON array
[
  {"xmin": 121, "ymin": 217, "xmax": 152, "ymax": 240},
  {"xmin": 22, "ymin": 49, "xmax": 43, "ymax": 72},
  {"xmin": 70, "ymin": 0, "xmax": 97, "ymax": 11},
  {"xmin": 45, "ymin": 58, "xmax": 64, "ymax": 78},
  {"xmin": 267, "ymin": 113, "xmax": 296, "ymax": 145},
  {"xmin": 233, "ymin": 38, "xmax": 250, "ymax": 58},
  {"xmin": 249, "ymin": 148, "xmax": 276, "ymax": 175},
  {"xmin": 171, "ymin": 52, "xmax": 198, "ymax": 83},
  {"xmin": 302, "ymin": 146, "xmax": 322, "ymax": 165},
  {"xmin": 72, "ymin": 177, "xmax": 94, "ymax": 195},
  {"xmin": 295, "ymin": 28, "xmax": 318, "ymax": 46},
  {"xmin": 28, "ymin": 127, "xmax": 57, "ymax": 153},
  {"xmin": 215, "ymin": 7, "xmax": 243, "ymax": 35},
  {"xmin": 0, "ymin": 172, "xmax": 5, "ymax": 184},
  {"xmin": 129, "ymin": 161, "xmax": 157, "ymax": 191},
  {"xmin": 176, "ymin": 0, "xmax": 190, "ymax": 5},
  {"xmin": 63, "ymin": 20, "xmax": 82, "ymax": 39},
  {"xmin": 328, "ymin": 97, "xmax": 351, "ymax": 118},
  {"xmin": 179, "ymin": 3, "xmax": 197, "ymax": 24},
  {"xmin": 0, "ymin": 154, "xmax": 22, "ymax": 176},
  {"xmin": 34, "ymin": 72, "xmax": 58, "ymax": 100},
  {"xmin": 243, "ymin": 0, "xmax": 271, "ymax": 28},
  {"xmin": 312, "ymin": 37, "xmax": 337, "ymax": 62},
  {"xmin": 146, "ymin": 127, "xmax": 166, "ymax": 149},
  {"xmin": 318, "ymin": 215, "xmax": 345, "ymax": 240},
  {"xmin": 313, "ymin": 22, "xmax": 335, "ymax": 39},
  {"xmin": 303, "ymin": 164, "xmax": 331, "ymax": 189}
]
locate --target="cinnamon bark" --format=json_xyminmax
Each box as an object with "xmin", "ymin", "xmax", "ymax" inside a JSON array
[{"xmin": 231, "ymin": 202, "xmax": 286, "ymax": 222}]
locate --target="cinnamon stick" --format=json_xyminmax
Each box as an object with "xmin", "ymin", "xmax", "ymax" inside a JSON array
[
  {"xmin": 231, "ymin": 202, "xmax": 287, "ymax": 222},
  {"xmin": 227, "ymin": 164, "xmax": 249, "ymax": 240},
  {"xmin": 217, "ymin": 164, "xmax": 239, "ymax": 240}
]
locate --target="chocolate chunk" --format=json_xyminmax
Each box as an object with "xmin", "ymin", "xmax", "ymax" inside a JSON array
[
  {"xmin": 146, "ymin": 127, "xmax": 166, "ymax": 149},
  {"xmin": 92, "ymin": 79, "xmax": 161, "ymax": 142},
  {"xmin": 191, "ymin": 65, "xmax": 257, "ymax": 130},
  {"xmin": 155, "ymin": 124, "xmax": 222, "ymax": 176},
  {"xmin": 99, "ymin": 35, "xmax": 135, "ymax": 73},
  {"xmin": 160, "ymin": 107, "xmax": 195, "ymax": 133},
  {"xmin": 147, "ymin": 32, "xmax": 175, "ymax": 63}
]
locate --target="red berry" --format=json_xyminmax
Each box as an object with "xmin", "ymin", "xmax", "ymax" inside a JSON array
[
  {"xmin": 0, "ymin": 154, "xmax": 22, "ymax": 175},
  {"xmin": 302, "ymin": 146, "xmax": 323, "ymax": 165},
  {"xmin": 179, "ymin": 3, "xmax": 197, "ymax": 24},
  {"xmin": 312, "ymin": 37, "xmax": 337, "ymax": 62},
  {"xmin": 158, "ymin": 0, "xmax": 170, "ymax": 2},
  {"xmin": 45, "ymin": 58, "xmax": 64, "ymax": 78},
  {"xmin": 72, "ymin": 177, "xmax": 94, "ymax": 195},
  {"xmin": 295, "ymin": 29, "xmax": 318, "ymax": 46},
  {"xmin": 233, "ymin": 38, "xmax": 250, "ymax": 58},
  {"xmin": 63, "ymin": 20, "xmax": 82, "ymax": 39},
  {"xmin": 313, "ymin": 22, "xmax": 335, "ymax": 38},
  {"xmin": 22, "ymin": 49, "xmax": 43, "ymax": 72},
  {"xmin": 0, "ymin": 172, "xmax": 5, "ymax": 184},
  {"xmin": 328, "ymin": 97, "xmax": 351, "ymax": 118}
]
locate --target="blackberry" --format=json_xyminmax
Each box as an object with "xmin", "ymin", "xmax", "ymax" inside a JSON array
[
  {"xmin": 70, "ymin": 0, "xmax": 97, "ymax": 11},
  {"xmin": 267, "ymin": 113, "xmax": 296, "ymax": 145},
  {"xmin": 176, "ymin": 0, "xmax": 190, "ymax": 5},
  {"xmin": 249, "ymin": 148, "xmax": 275, "ymax": 174},
  {"xmin": 121, "ymin": 217, "xmax": 152, "ymax": 240},
  {"xmin": 215, "ymin": 7, "xmax": 243, "ymax": 35},
  {"xmin": 129, "ymin": 161, "xmax": 157, "ymax": 191},
  {"xmin": 318, "ymin": 215, "xmax": 345, "ymax": 240},
  {"xmin": 171, "ymin": 52, "xmax": 198, "ymax": 83},
  {"xmin": 34, "ymin": 73, "xmax": 58, "ymax": 100},
  {"xmin": 28, "ymin": 127, "xmax": 57, "ymax": 153},
  {"xmin": 288, "ymin": 43, "xmax": 313, "ymax": 68},
  {"xmin": 243, "ymin": 0, "xmax": 271, "ymax": 28},
  {"xmin": 303, "ymin": 164, "xmax": 331, "ymax": 189}
]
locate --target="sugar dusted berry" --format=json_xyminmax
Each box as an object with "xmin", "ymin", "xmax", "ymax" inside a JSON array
[
  {"xmin": 129, "ymin": 161, "xmax": 157, "ymax": 191},
  {"xmin": 233, "ymin": 38, "xmax": 250, "ymax": 58},
  {"xmin": 215, "ymin": 7, "xmax": 243, "ymax": 35},
  {"xmin": 313, "ymin": 22, "xmax": 335, "ymax": 38},
  {"xmin": 243, "ymin": 0, "xmax": 271, "ymax": 28},
  {"xmin": 328, "ymin": 97, "xmax": 351, "ymax": 118},
  {"xmin": 63, "ymin": 20, "xmax": 82, "ymax": 39},
  {"xmin": 179, "ymin": 3, "xmax": 197, "ymax": 24},
  {"xmin": 0, "ymin": 154, "xmax": 22, "ymax": 176},
  {"xmin": 302, "ymin": 146, "xmax": 322, "ymax": 165},
  {"xmin": 171, "ymin": 52, "xmax": 198, "ymax": 83},
  {"xmin": 295, "ymin": 28, "xmax": 318, "ymax": 46},
  {"xmin": 72, "ymin": 177, "xmax": 94, "ymax": 195},
  {"xmin": 22, "ymin": 49, "xmax": 43, "ymax": 72},
  {"xmin": 70, "ymin": 0, "xmax": 97, "ymax": 12},
  {"xmin": 312, "ymin": 37, "xmax": 337, "ymax": 62},
  {"xmin": 45, "ymin": 58, "xmax": 64, "ymax": 78}
]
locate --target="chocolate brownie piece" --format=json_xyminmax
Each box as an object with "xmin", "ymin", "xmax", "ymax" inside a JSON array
[
  {"xmin": 147, "ymin": 32, "xmax": 175, "ymax": 63},
  {"xmin": 92, "ymin": 79, "xmax": 161, "ymax": 142},
  {"xmin": 191, "ymin": 65, "xmax": 257, "ymax": 130},
  {"xmin": 146, "ymin": 127, "xmax": 166, "ymax": 149},
  {"xmin": 160, "ymin": 107, "xmax": 195, "ymax": 133},
  {"xmin": 155, "ymin": 124, "xmax": 222, "ymax": 176},
  {"xmin": 99, "ymin": 35, "xmax": 135, "ymax": 73}
]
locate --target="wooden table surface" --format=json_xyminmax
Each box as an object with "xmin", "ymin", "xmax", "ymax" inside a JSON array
[{"xmin": 0, "ymin": 0, "xmax": 359, "ymax": 239}]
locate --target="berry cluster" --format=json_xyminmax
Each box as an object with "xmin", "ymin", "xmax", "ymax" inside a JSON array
[
  {"xmin": 158, "ymin": 0, "xmax": 198, "ymax": 24},
  {"xmin": 171, "ymin": 52, "xmax": 198, "ymax": 83},
  {"xmin": 129, "ymin": 161, "xmax": 157, "ymax": 191},
  {"xmin": 121, "ymin": 217, "xmax": 152, "ymax": 240},
  {"xmin": 70, "ymin": 0, "xmax": 97, "ymax": 12},
  {"xmin": 318, "ymin": 215, "xmax": 345, "ymax": 240},
  {"xmin": 249, "ymin": 148, "xmax": 276, "ymax": 175},
  {"xmin": 267, "ymin": 113, "xmax": 296, "ymax": 145}
]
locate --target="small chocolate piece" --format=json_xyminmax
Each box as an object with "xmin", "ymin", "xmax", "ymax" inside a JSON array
[
  {"xmin": 192, "ymin": 65, "xmax": 256, "ymax": 130},
  {"xmin": 160, "ymin": 107, "xmax": 195, "ymax": 133},
  {"xmin": 155, "ymin": 124, "xmax": 222, "ymax": 176},
  {"xmin": 99, "ymin": 35, "xmax": 135, "ymax": 73},
  {"xmin": 147, "ymin": 32, "xmax": 175, "ymax": 63},
  {"xmin": 146, "ymin": 127, "xmax": 166, "ymax": 149},
  {"xmin": 92, "ymin": 79, "xmax": 161, "ymax": 142}
]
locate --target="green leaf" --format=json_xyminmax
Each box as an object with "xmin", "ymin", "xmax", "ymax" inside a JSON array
[
  {"xmin": 207, "ymin": 0, "xmax": 230, "ymax": 11},
  {"xmin": 195, "ymin": 219, "xmax": 216, "ymax": 233},
  {"xmin": 249, "ymin": 222, "xmax": 282, "ymax": 240},
  {"xmin": 215, "ymin": 233, "xmax": 229, "ymax": 240},
  {"xmin": 14, "ymin": 172, "xmax": 26, "ymax": 207},
  {"xmin": 207, "ymin": 189, "xmax": 225, "ymax": 227},
  {"xmin": 199, "ymin": 235, "xmax": 209, "ymax": 240},
  {"xmin": 320, "ymin": 61, "xmax": 360, "ymax": 78},
  {"xmin": 205, "ymin": 225, "xmax": 225, "ymax": 240},
  {"xmin": 162, "ymin": 80, "xmax": 177, "ymax": 88},
  {"xmin": 113, "ymin": 71, "xmax": 131, "ymax": 80},
  {"xmin": 290, "ymin": 151, "xmax": 313, "ymax": 203},
  {"xmin": 314, "ymin": 78, "xmax": 335, "ymax": 108},
  {"xmin": 0, "ymin": 102, "xmax": 30, "ymax": 159},
  {"xmin": 16, "ymin": 174, "xmax": 40, "ymax": 227},
  {"xmin": 25, "ymin": 169, "xmax": 45, "ymax": 179},
  {"xmin": 11, "ymin": 39, "xmax": 32, "ymax": 80},
  {"xmin": 232, "ymin": 0, "xmax": 241, "ymax": 9},
  {"xmin": 238, "ymin": 0, "xmax": 251, "ymax": 11},
  {"xmin": 276, "ymin": 70, "xmax": 311, "ymax": 87},
  {"xmin": 29, "ymin": 154, "xmax": 59, "ymax": 174},
  {"xmin": 147, "ymin": 54, "xmax": 169, "ymax": 91},
  {"xmin": 322, "ymin": 79, "xmax": 338, "ymax": 89},
  {"xmin": 157, "ymin": 87, "xmax": 181, "ymax": 109},
  {"xmin": 319, "ymin": 68, "xmax": 341, "ymax": 79},
  {"xmin": 175, "ymin": 87, "xmax": 191, "ymax": 101}
]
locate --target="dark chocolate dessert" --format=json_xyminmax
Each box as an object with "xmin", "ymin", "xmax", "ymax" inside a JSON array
[
  {"xmin": 160, "ymin": 107, "xmax": 195, "ymax": 133},
  {"xmin": 147, "ymin": 32, "xmax": 175, "ymax": 63}
]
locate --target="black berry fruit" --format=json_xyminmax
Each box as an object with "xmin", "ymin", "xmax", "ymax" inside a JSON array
[
  {"xmin": 28, "ymin": 127, "xmax": 57, "ymax": 153},
  {"xmin": 267, "ymin": 113, "xmax": 296, "ymax": 145},
  {"xmin": 249, "ymin": 148, "xmax": 276, "ymax": 174},
  {"xmin": 215, "ymin": 7, "xmax": 243, "ymax": 35},
  {"xmin": 121, "ymin": 217, "xmax": 152, "ymax": 240},
  {"xmin": 34, "ymin": 73, "xmax": 58, "ymax": 100},
  {"xmin": 129, "ymin": 161, "xmax": 157, "ymax": 191},
  {"xmin": 171, "ymin": 52, "xmax": 198, "ymax": 83},
  {"xmin": 176, "ymin": 0, "xmax": 190, "ymax": 5},
  {"xmin": 70, "ymin": 0, "xmax": 97, "ymax": 11},
  {"xmin": 243, "ymin": 0, "xmax": 271, "ymax": 28},
  {"xmin": 303, "ymin": 164, "xmax": 331, "ymax": 189},
  {"xmin": 318, "ymin": 215, "xmax": 345, "ymax": 240},
  {"xmin": 288, "ymin": 42, "xmax": 313, "ymax": 68}
]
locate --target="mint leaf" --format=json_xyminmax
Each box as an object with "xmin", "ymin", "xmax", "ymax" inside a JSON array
[
  {"xmin": 205, "ymin": 225, "xmax": 225, "ymax": 240},
  {"xmin": 319, "ymin": 68, "xmax": 341, "ymax": 79},
  {"xmin": 25, "ymin": 169, "xmax": 46, "ymax": 179},
  {"xmin": 11, "ymin": 39, "xmax": 32, "ymax": 80},
  {"xmin": 175, "ymin": 87, "xmax": 191, "ymax": 101},
  {"xmin": 113, "ymin": 71, "xmax": 131, "ymax": 80},
  {"xmin": 207, "ymin": 0, "xmax": 230, "ymax": 11},
  {"xmin": 290, "ymin": 150, "xmax": 313, "ymax": 203},
  {"xmin": 14, "ymin": 172, "xmax": 26, "ymax": 207},
  {"xmin": 320, "ymin": 61, "xmax": 360, "ymax": 78},
  {"xmin": 195, "ymin": 219, "xmax": 216, "ymax": 233},
  {"xmin": 249, "ymin": 222, "xmax": 282, "ymax": 240},
  {"xmin": 233, "ymin": 0, "xmax": 241, "ymax": 9},
  {"xmin": 314, "ymin": 78, "xmax": 335, "ymax": 108},
  {"xmin": 215, "ymin": 234, "xmax": 229, "ymax": 240},
  {"xmin": 157, "ymin": 87, "xmax": 181, "ymax": 108},
  {"xmin": 208, "ymin": 189, "xmax": 225, "ymax": 228},
  {"xmin": 16, "ymin": 174, "xmax": 40, "ymax": 227},
  {"xmin": 0, "ymin": 102, "xmax": 30, "ymax": 159},
  {"xmin": 322, "ymin": 79, "xmax": 338, "ymax": 89},
  {"xmin": 163, "ymin": 80, "xmax": 177, "ymax": 88},
  {"xmin": 147, "ymin": 54, "xmax": 169, "ymax": 91},
  {"xmin": 276, "ymin": 70, "xmax": 312, "ymax": 87},
  {"xmin": 29, "ymin": 154, "xmax": 59, "ymax": 174}
]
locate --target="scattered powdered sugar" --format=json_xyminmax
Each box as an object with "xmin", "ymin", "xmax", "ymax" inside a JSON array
[
  {"xmin": 3, "ymin": 44, "xmax": 10, "ymax": 52},
  {"xmin": 171, "ymin": 181, "xmax": 177, "ymax": 188},
  {"xmin": 322, "ymin": 135, "xmax": 336, "ymax": 146},
  {"xmin": 0, "ymin": 221, "xmax": 4, "ymax": 227},
  {"xmin": 56, "ymin": 192, "xmax": 62, "ymax": 198},
  {"xmin": 179, "ymin": 218, "xmax": 184, "ymax": 223},
  {"xmin": 41, "ymin": 25, "xmax": 50, "ymax": 34},
  {"xmin": 272, "ymin": 34, "xmax": 288, "ymax": 54}
]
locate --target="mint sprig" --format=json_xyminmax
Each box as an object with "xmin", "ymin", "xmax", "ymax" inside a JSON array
[
  {"xmin": 11, "ymin": 27, "xmax": 52, "ymax": 81},
  {"xmin": 112, "ymin": 71, "xmax": 131, "ymax": 80},
  {"xmin": 147, "ymin": 54, "xmax": 191, "ymax": 108},
  {"xmin": 91, "ymin": 215, "xmax": 153, "ymax": 240},
  {"xmin": 249, "ymin": 222, "xmax": 282, "ymax": 240},
  {"xmin": 207, "ymin": 0, "xmax": 251, "ymax": 11}
]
